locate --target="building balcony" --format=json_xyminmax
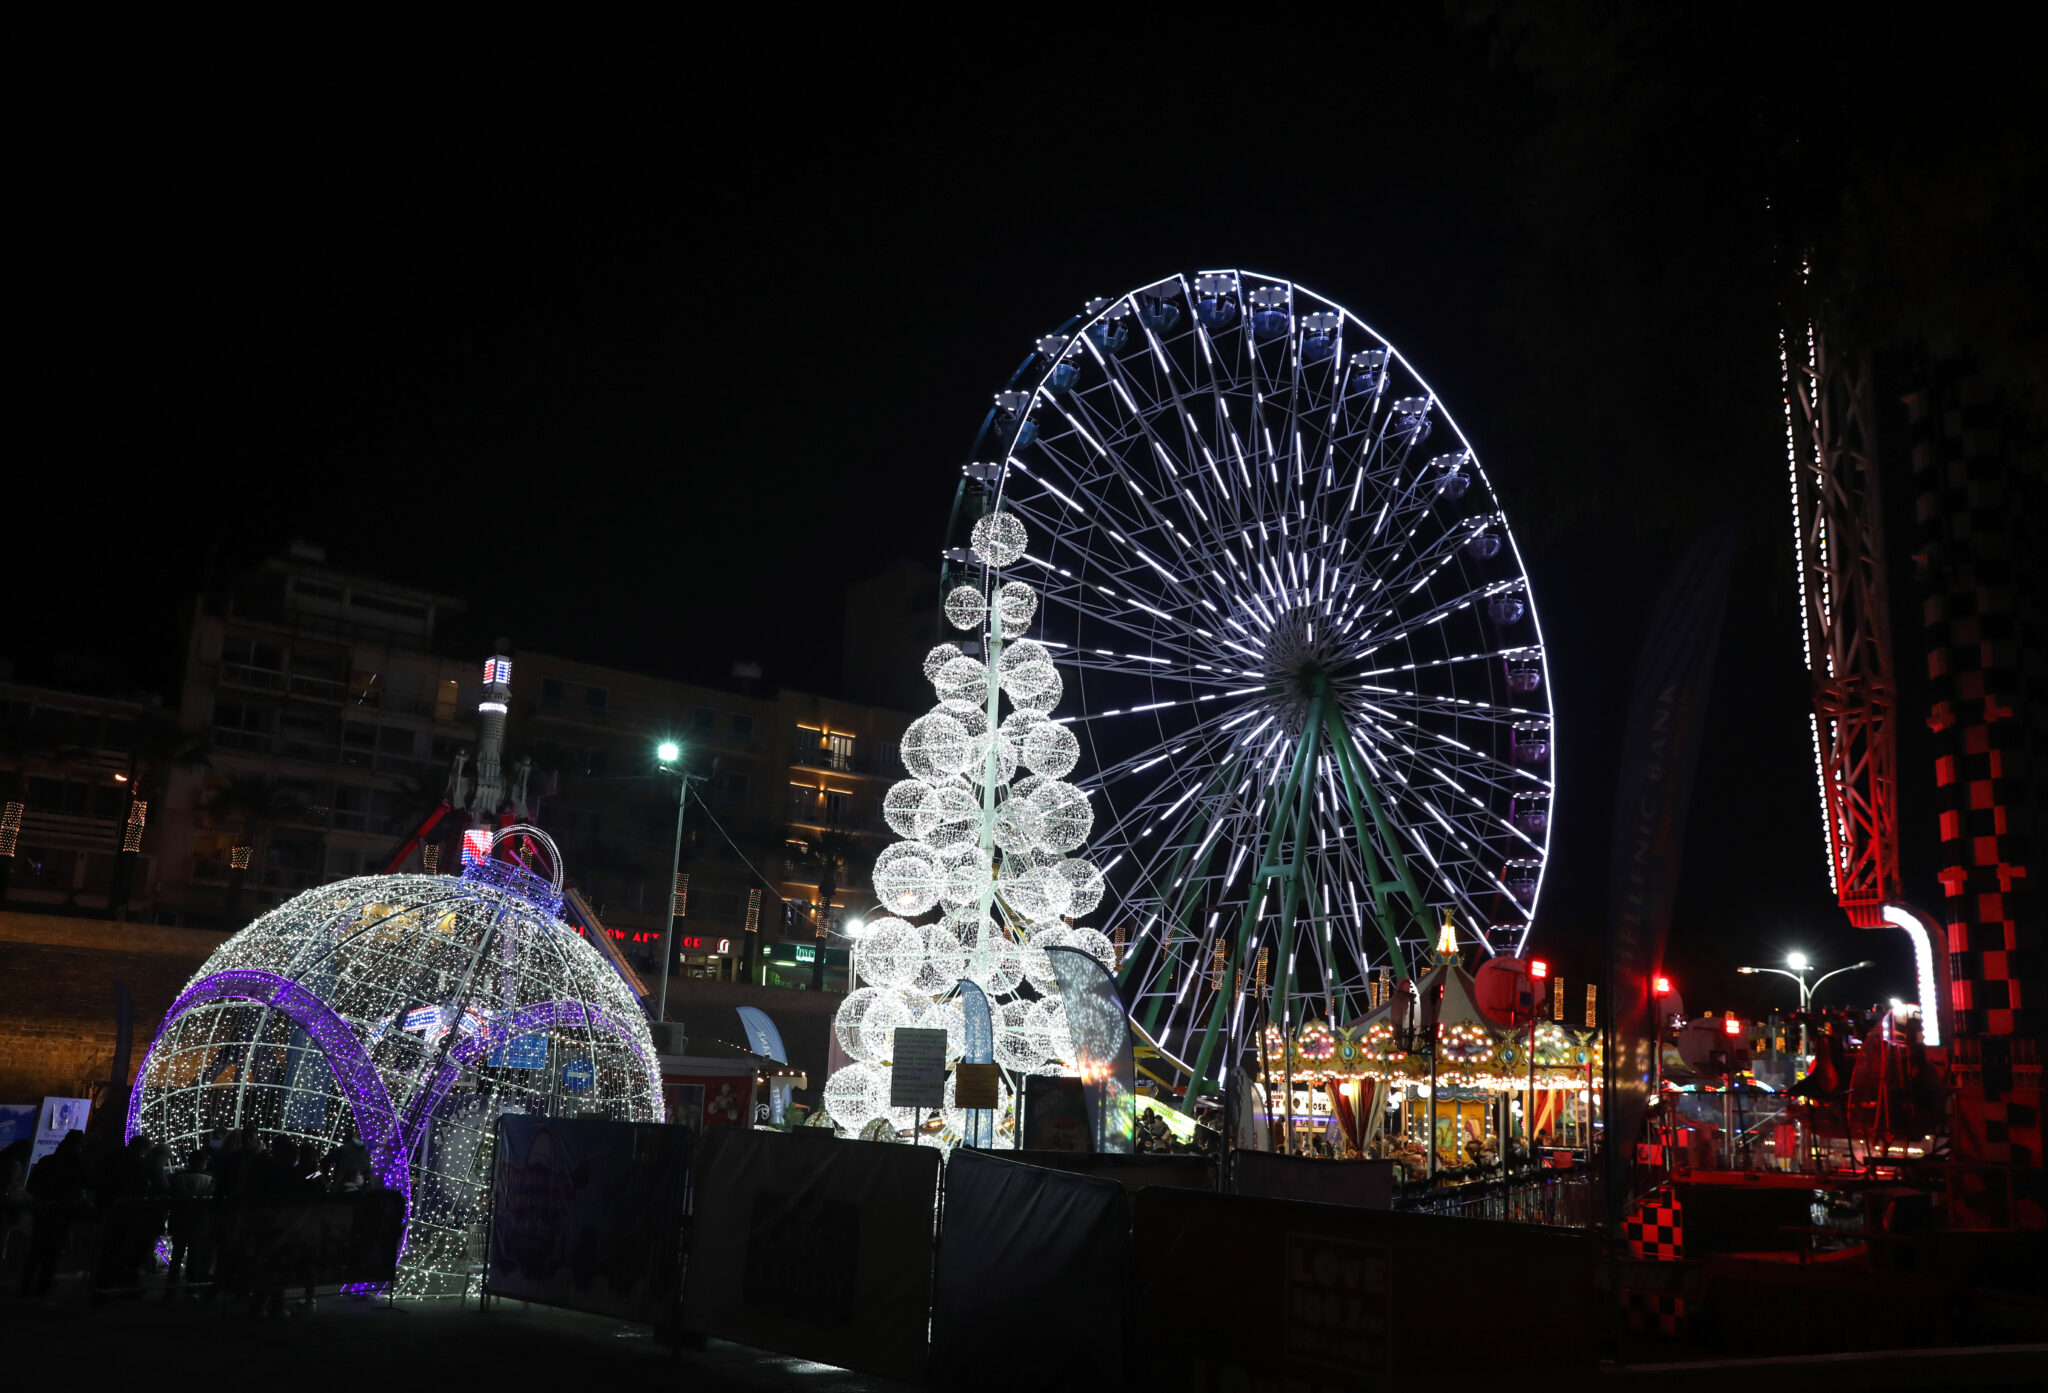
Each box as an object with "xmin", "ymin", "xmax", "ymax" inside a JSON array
[{"xmin": 788, "ymin": 743, "xmax": 899, "ymax": 779}]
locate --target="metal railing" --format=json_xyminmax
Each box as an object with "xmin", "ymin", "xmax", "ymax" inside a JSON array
[{"xmin": 1394, "ymin": 1166, "xmax": 1601, "ymax": 1229}]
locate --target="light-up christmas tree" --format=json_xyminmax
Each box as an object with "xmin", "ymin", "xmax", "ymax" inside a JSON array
[{"xmin": 822, "ymin": 510, "xmax": 1114, "ymax": 1145}]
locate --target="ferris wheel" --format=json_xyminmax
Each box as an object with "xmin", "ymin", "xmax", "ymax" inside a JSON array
[{"xmin": 942, "ymin": 269, "xmax": 1555, "ymax": 1094}]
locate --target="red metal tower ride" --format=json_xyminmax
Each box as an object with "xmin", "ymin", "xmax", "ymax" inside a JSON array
[{"xmin": 1783, "ymin": 324, "xmax": 1949, "ymax": 1047}]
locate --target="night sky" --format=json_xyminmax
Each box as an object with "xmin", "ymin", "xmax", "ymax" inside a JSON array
[{"xmin": 15, "ymin": 14, "xmax": 2041, "ymax": 1016}]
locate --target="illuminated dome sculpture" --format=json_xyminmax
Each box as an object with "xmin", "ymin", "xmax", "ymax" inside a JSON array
[{"xmin": 127, "ymin": 826, "xmax": 661, "ymax": 1294}]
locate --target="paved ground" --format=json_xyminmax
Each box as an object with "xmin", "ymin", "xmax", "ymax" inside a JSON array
[
  {"xmin": 0, "ymin": 1282, "xmax": 913, "ymax": 1390},
  {"xmin": 3, "ymin": 1261, "xmax": 2043, "ymax": 1389}
]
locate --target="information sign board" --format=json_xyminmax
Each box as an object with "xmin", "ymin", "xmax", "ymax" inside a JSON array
[{"xmin": 887, "ymin": 1028, "xmax": 948, "ymax": 1108}]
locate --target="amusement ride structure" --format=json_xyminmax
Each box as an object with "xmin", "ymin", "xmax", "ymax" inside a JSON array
[
  {"xmin": 1784, "ymin": 324, "xmax": 1947, "ymax": 1045},
  {"xmin": 941, "ymin": 270, "xmax": 1555, "ymax": 1103}
]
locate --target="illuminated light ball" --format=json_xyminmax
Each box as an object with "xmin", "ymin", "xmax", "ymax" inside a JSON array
[
  {"xmin": 993, "ymin": 999, "xmax": 1045, "ymax": 1071},
  {"xmin": 850, "ymin": 914, "xmax": 925, "ymax": 987},
  {"xmin": 939, "ymin": 856, "xmax": 991, "ymax": 911},
  {"xmin": 127, "ymin": 862, "xmax": 660, "ymax": 1297},
  {"xmin": 900, "ymin": 711, "xmax": 972, "ymax": 782},
  {"xmin": 1022, "ymin": 924, "xmax": 1073, "ymax": 994},
  {"xmin": 1009, "ymin": 664, "xmax": 1063, "ymax": 714},
  {"xmin": 835, "ymin": 987, "xmax": 887, "ymax": 1062},
  {"xmin": 944, "ymin": 585, "xmax": 988, "ymax": 632},
  {"xmin": 936, "ymin": 656, "xmax": 992, "ymax": 705},
  {"xmin": 938, "ymin": 697, "xmax": 989, "ymax": 738},
  {"xmin": 966, "ymin": 934, "xmax": 1026, "ymax": 995},
  {"xmin": 858, "ymin": 991, "xmax": 917, "ymax": 1064},
  {"xmin": 1068, "ymin": 927, "xmax": 1115, "ymax": 972},
  {"xmin": 1024, "ymin": 778, "xmax": 1093, "ymax": 853},
  {"xmin": 992, "ymin": 796, "xmax": 1044, "ymax": 855},
  {"xmin": 923, "ymin": 784, "xmax": 982, "ymax": 850},
  {"xmin": 883, "ymin": 779, "xmax": 939, "ymax": 840},
  {"xmin": 940, "ymin": 904, "xmax": 991, "ymax": 948},
  {"xmin": 1021, "ymin": 720, "xmax": 1079, "ymax": 779},
  {"xmin": 964, "ymin": 728, "xmax": 1019, "ymax": 789},
  {"xmin": 1025, "ymin": 997, "xmax": 1074, "ymax": 1069},
  {"xmin": 1054, "ymin": 858, "xmax": 1107, "ymax": 919},
  {"xmin": 825, "ymin": 1063, "xmax": 886, "ymax": 1132},
  {"xmin": 996, "ymin": 580, "xmax": 1038, "ymax": 631},
  {"xmin": 971, "ymin": 510, "xmax": 1030, "ymax": 569},
  {"xmin": 998, "ymin": 637, "xmax": 1051, "ymax": 679},
  {"xmin": 1000, "ymin": 863, "xmax": 1058, "ymax": 923},
  {"xmin": 923, "ymin": 643, "xmax": 964, "ymax": 682},
  {"xmin": 914, "ymin": 926, "xmax": 969, "ymax": 994},
  {"xmin": 999, "ymin": 708, "xmax": 1044, "ymax": 742}
]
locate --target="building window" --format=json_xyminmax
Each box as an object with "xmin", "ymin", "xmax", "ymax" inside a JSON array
[
  {"xmin": 435, "ymin": 679, "xmax": 460, "ymax": 721},
  {"xmin": 824, "ymin": 789, "xmax": 852, "ymax": 825},
  {"xmin": 584, "ymin": 685, "xmax": 608, "ymax": 711},
  {"xmin": 826, "ymin": 732, "xmax": 854, "ymax": 770},
  {"xmin": 788, "ymin": 785, "xmax": 818, "ymax": 820},
  {"xmin": 694, "ymin": 707, "xmax": 716, "ymax": 730},
  {"xmin": 349, "ymin": 592, "xmax": 428, "ymax": 620},
  {"xmin": 731, "ymin": 713, "xmax": 754, "ymax": 739},
  {"xmin": 540, "ymin": 678, "xmax": 565, "ymax": 706}
]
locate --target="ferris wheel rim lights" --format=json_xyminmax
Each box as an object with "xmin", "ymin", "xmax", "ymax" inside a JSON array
[{"xmin": 948, "ymin": 269, "xmax": 1556, "ymax": 1080}]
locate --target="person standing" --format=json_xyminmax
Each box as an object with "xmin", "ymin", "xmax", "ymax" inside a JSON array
[
  {"xmin": 19, "ymin": 1131, "xmax": 88, "ymax": 1297},
  {"xmin": 166, "ymin": 1149, "xmax": 215, "ymax": 1296}
]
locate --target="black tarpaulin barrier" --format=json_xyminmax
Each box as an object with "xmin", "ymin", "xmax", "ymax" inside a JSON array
[
  {"xmin": 682, "ymin": 1127, "xmax": 940, "ymax": 1384},
  {"xmin": 1132, "ymin": 1187, "xmax": 1598, "ymax": 1384},
  {"xmin": 484, "ymin": 1116, "xmax": 695, "ymax": 1323},
  {"xmin": 931, "ymin": 1148, "xmax": 1129, "ymax": 1391}
]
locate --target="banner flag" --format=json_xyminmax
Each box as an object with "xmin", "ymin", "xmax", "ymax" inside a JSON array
[
  {"xmin": 1048, "ymin": 946, "xmax": 1136, "ymax": 1154},
  {"xmin": 1604, "ymin": 523, "xmax": 1737, "ymax": 1226}
]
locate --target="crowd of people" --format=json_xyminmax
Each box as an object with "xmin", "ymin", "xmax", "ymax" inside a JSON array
[{"xmin": 2, "ymin": 1125, "xmax": 380, "ymax": 1308}]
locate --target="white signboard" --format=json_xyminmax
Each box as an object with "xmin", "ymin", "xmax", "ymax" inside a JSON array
[{"xmin": 888, "ymin": 1028, "xmax": 949, "ymax": 1109}]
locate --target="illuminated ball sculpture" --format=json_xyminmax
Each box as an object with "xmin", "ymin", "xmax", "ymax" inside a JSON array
[
  {"xmin": 128, "ymin": 827, "xmax": 661, "ymax": 1294},
  {"xmin": 824, "ymin": 508, "xmax": 1117, "ymax": 1148}
]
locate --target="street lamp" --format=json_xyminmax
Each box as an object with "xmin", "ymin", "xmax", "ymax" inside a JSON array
[
  {"xmin": 654, "ymin": 741, "xmax": 693, "ymax": 1023},
  {"xmin": 1736, "ymin": 955, "xmax": 1875, "ymax": 1062}
]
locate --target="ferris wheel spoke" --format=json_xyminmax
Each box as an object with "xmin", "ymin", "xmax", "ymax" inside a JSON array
[{"xmin": 1356, "ymin": 643, "xmax": 1545, "ymax": 680}]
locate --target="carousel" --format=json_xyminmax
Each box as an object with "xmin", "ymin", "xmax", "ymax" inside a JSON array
[{"xmin": 1257, "ymin": 923, "xmax": 1600, "ymax": 1183}]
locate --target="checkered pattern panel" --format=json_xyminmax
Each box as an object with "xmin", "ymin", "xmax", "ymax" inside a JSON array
[
  {"xmin": 1620, "ymin": 1288, "xmax": 1689, "ymax": 1339},
  {"xmin": 1624, "ymin": 1193, "xmax": 1684, "ymax": 1261},
  {"xmin": 1908, "ymin": 368, "xmax": 2039, "ymax": 1047}
]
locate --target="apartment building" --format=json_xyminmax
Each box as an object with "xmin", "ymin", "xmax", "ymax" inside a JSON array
[
  {"xmin": 510, "ymin": 650, "xmax": 915, "ymax": 991},
  {"xmin": 0, "ymin": 683, "xmax": 161, "ymax": 914},
  {"xmin": 157, "ymin": 542, "xmax": 479, "ymax": 925}
]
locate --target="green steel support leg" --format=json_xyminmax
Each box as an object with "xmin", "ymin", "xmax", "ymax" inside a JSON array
[
  {"xmin": 1183, "ymin": 698, "xmax": 1322, "ymax": 1113},
  {"xmin": 1325, "ymin": 705, "xmax": 1428, "ymax": 978}
]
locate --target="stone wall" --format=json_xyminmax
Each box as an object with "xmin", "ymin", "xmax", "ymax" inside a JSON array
[{"xmin": 0, "ymin": 911, "xmax": 228, "ymax": 1107}]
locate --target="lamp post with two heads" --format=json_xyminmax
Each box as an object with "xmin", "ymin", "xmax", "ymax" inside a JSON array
[{"xmin": 1736, "ymin": 953, "xmax": 1874, "ymax": 1065}]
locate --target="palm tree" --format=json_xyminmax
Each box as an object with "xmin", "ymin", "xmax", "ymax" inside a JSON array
[{"xmin": 795, "ymin": 829, "xmax": 866, "ymax": 991}]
